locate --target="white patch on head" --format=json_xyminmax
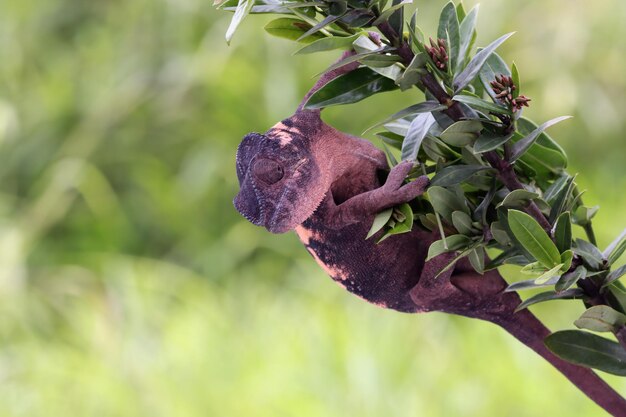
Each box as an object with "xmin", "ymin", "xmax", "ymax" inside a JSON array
[{"xmin": 269, "ymin": 122, "xmax": 304, "ymax": 147}]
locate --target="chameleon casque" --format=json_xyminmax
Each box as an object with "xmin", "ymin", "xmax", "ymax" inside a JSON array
[{"xmin": 232, "ymin": 56, "xmax": 626, "ymax": 415}]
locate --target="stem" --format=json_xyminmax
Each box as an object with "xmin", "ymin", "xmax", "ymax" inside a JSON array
[
  {"xmin": 483, "ymin": 151, "xmax": 552, "ymax": 231},
  {"xmin": 495, "ymin": 309, "xmax": 626, "ymax": 417}
]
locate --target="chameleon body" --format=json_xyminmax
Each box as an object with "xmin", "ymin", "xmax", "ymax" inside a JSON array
[{"xmin": 234, "ymin": 109, "xmax": 431, "ymax": 312}]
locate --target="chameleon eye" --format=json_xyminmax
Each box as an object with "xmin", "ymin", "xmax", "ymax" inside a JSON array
[{"xmin": 252, "ymin": 158, "xmax": 284, "ymax": 185}]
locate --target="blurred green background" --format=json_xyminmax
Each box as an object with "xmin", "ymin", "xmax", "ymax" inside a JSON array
[{"xmin": 0, "ymin": 0, "xmax": 625, "ymax": 415}]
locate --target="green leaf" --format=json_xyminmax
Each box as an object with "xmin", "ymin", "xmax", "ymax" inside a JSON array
[
  {"xmin": 575, "ymin": 306, "xmax": 626, "ymax": 333},
  {"xmin": 304, "ymin": 68, "xmax": 398, "ymax": 109},
  {"xmin": 507, "ymin": 209, "xmax": 561, "ymax": 268},
  {"xmin": 554, "ymin": 212, "xmax": 572, "ymax": 253},
  {"xmin": 226, "ymin": 0, "xmax": 255, "ymax": 44},
  {"xmin": 376, "ymin": 131, "xmax": 404, "ymax": 150},
  {"xmin": 427, "ymin": 186, "xmax": 468, "ymax": 220},
  {"xmin": 396, "ymin": 53, "xmax": 429, "ymax": 91},
  {"xmin": 452, "ymin": 94, "xmax": 511, "ymax": 115},
  {"xmin": 474, "ymin": 131, "xmax": 514, "ymax": 153},
  {"xmin": 511, "ymin": 61, "xmax": 520, "ymax": 99},
  {"xmin": 491, "ymin": 221, "xmax": 513, "ymax": 247},
  {"xmin": 437, "ymin": 2, "xmax": 460, "ymax": 73},
  {"xmin": 573, "ymin": 238, "xmax": 604, "ymax": 271},
  {"xmin": 604, "ymin": 265, "xmax": 626, "ymax": 288},
  {"xmin": 572, "ymin": 205, "xmax": 599, "ymax": 227},
  {"xmin": 506, "ymin": 275, "xmax": 560, "ymax": 292},
  {"xmin": 545, "ymin": 330, "xmax": 626, "ymax": 376},
  {"xmin": 439, "ymin": 120, "xmax": 483, "ymax": 147},
  {"xmin": 456, "ymin": 5, "xmax": 479, "ymax": 74},
  {"xmin": 296, "ymin": 14, "xmax": 341, "ymax": 41},
  {"xmin": 451, "ymin": 210, "xmax": 475, "ymax": 235},
  {"xmin": 556, "ymin": 265, "xmax": 586, "ymax": 293},
  {"xmin": 430, "ymin": 165, "xmax": 491, "ymax": 187},
  {"xmin": 366, "ymin": 208, "xmax": 393, "ymax": 239},
  {"xmin": 401, "ymin": 113, "xmax": 436, "ymax": 161},
  {"xmin": 264, "ymin": 18, "xmax": 326, "ymax": 43},
  {"xmin": 497, "ymin": 189, "xmax": 540, "ymax": 209},
  {"xmin": 517, "ymin": 117, "xmax": 568, "ymax": 158},
  {"xmin": 604, "ymin": 229, "xmax": 626, "ymax": 265},
  {"xmin": 294, "ymin": 33, "xmax": 362, "ymax": 54},
  {"xmin": 468, "ymin": 245, "xmax": 485, "ymax": 274},
  {"xmin": 453, "ymin": 32, "xmax": 515, "ymax": 93},
  {"xmin": 365, "ymin": 101, "xmax": 445, "ymax": 134},
  {"xmin": 515, "ymin": 289, "xmax": 584, "ymax": 312},
  {"xmin": 372, "ymin": 0, "xmax": 410, "ymax": 26},
  {"xmin": 510, "ymin": 116, "xmax": 572, "ymax": 162},
  {"xmin": 560, "ymin": 250, "xmax": 574, "ymax": 272},
  {"xmin": 543, "ymin": 175, "xmax": 570, "ymax": 204},
  {"xmin": 548, "ymin": 175, "xmax": 576, "ymax": 224},
  {"xmin": 387, "ymin": 0, "xmax": 404, "ymax": 41},
  {"xmin": 535, "ymin": 263, "xmax": 564, "ymax": 285},
  {"xmin": 426, "ymin": 234, "xmax": 473, "ymax": 261},
  {"xmin": 521, "ymin": 261, "xmax": 549, "ymax": 275}
]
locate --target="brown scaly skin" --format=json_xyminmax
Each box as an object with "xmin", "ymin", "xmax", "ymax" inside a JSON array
[{"xmin": 233, "ymin": 53, "xmax": 626, "ymax": 416}]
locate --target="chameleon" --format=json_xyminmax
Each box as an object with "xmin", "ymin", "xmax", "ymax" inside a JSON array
[
  {"xmin": 232, "ymin": 57, "xmax": 519, "ymax": 317},
  {"xmin": 231, "ymin": 52, "xmax": 626, "ymax": 417}
]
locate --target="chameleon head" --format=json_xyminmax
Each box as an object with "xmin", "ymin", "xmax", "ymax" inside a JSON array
[{"xmin": 233, "ymin": 130, "xmax": 325, "ymax": 233}]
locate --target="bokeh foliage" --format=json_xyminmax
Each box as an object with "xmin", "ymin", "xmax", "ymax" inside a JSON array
[{"xmin": 0, "ymin": 0, "xmax": 625, "ymax": 415}]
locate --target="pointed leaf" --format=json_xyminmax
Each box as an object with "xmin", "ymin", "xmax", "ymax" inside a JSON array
[
  {"xmin": 294, "ymin": 33, "xmax": 362, "ymax": 54},
  {"xmin": 457, "ymin": 5, "xmax": 479, "ymax": 74},
  {"xmin": 226, "ymin": 0, "xmax": 255, "ymax": 44},
  {"xmin": 437, "ymin": 2, "xmax": 460, "ymax": 72},
  {"xmin": 366, "ymin": 208, "xmax": 393, "ymax": 239},
  {"xmin": 534, "ymin": 263, "xmax": 564, "ymax": 285},
  {"xmin": 451, "ymin": 210, "xmax": 475, "ymax": 235},
  {"xmin": 511, "ymin": 61, "xmax": 520, "ymax": 99},
  {"xmin": 468, "ymin": 245, "xmax": 485, "ymax": 274},
  {"xmin": 401, "ymin": 113, "xmax": 436, "ymax": 161},
  {"xmin": 510, "ymin": 116, "xmax": 572, "ymax": 162},
  {"xmin": 427, "ymin": 186, "xmax": 468, "ymax": 220},
  {"xmin": 507, "ymin": 209, "xmax": 561, "ymax": 268},
  {"xmin": 497, "ymin": 189, "xmax": 539, "ymax": 209},
  {"xmin": 556, "ymin": 265, "xmax": 586, "ymax": 293},
  {"xmin": 264, "ymin": 18, "xmax": 326, "ymax": 43},
  {"xmin": 604, "ymin": 265, "xmax": 626, "ymax": 288},
  {"xmin": 452, "ymin": 94, "xmax": 511, "ymax": 116},
  {"xmin": 554, "ymin": 211, "xmax": 572, "ymax": 253},
  {"xmin": 573, "ymin": 238, "xmax": 604, "ymax": 271},
  {"xmin": 296, "ymin": 14, "xmax": 341, "ymax": 41},
  {"xmin": 453, "ymin": 32, "xmax": 515, "ymax": 93},
  {"xmin": 426, "ymin": 234, "xmax": 473, "ymax": 261},
  {"xmin": 506, "ymin": 275, "xmax": 560, "ymax": 292},
  {"xmin": 439, "ymin": 120, "xmax": 483, "ymax": 147},
  {"xmin": 515, "ymin": 289, "xmax": 585, "ymax": 312},
  {"xmin": 304, "ymin": 68, "xmax": 398, "ymax": 109},
  {"xmin": 430, "ymin": 165, "xmax": 491, "ymax": 187},
  {"xmin": 365, "ymin": 101, "xmax": 445, "ymax": 134},
  {"xmin": 545, "ymin": 330, "xmax": 626, "ymax": 376},
  {"xmin": 604, "ymin": 229, "xmax": 626, "ymax": 265}
]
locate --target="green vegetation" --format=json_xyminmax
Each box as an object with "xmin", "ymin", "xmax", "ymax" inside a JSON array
[{"xmin": 1, "ymin": 0, "xmax": 626, "ymax": 415}]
